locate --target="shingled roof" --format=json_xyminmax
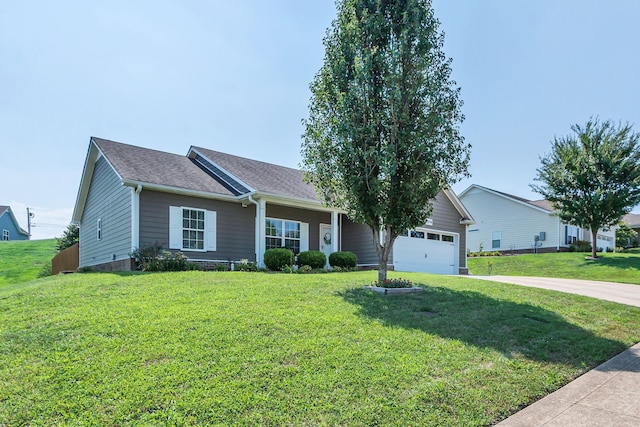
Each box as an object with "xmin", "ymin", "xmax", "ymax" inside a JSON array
[
  {"xmin": 92, "ymin": 138, "xmax": 235, "ymax": 197},
  {"xmin": 191, "ymin": 146, "xmax": 320, "ymax": 201},
  {"xmin": 623, "ymin": 213, "xmax": 640, "ymax": 227}
]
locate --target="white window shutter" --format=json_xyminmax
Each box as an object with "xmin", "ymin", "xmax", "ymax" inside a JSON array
[
  {"xmin": 206, "ymin": 210, "xmax": 217, "ymax": 251},
  {"xmin": 300, "ymin": 222, "xmax": 309, "ymax": 252},
  {"xmin": 169, "ymin": 206, "xmax": 182, "ymax": 249}
]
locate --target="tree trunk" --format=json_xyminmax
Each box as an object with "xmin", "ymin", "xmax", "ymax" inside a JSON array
[
  {"xmin": 591, "ymin": 228, "xmax": 598, "ymax": 259},
  {"xmin": 372, "ymin": 226, "xmax": 394, "ymax": 284}
]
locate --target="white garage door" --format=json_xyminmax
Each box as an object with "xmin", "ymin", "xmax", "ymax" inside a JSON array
[{"xmin": 393, "ymin": 230, "xmax": 456, "ymax": 274}]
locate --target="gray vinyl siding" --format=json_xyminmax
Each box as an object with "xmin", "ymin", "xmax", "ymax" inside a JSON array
[
  {"xmin": 265, "ymin": 204, "xmax": 331, "ymax": 252},
  {"xmin": 79, "ymin": 155, "xmax": 132, "ymax": 267},
  {"xmin": 341, "ymin": 217, "xmax": 379, "ymax": 265},
  {"xmin": 428, "ymin": 191, "xmax": 467, "ymax": 268},
  {"xmin": 339, "ymin": 191, "xmax": 466, "ymax": 268},
  {"xmin": 139, "ymin": 190, "xmax": 255, "ymax": 261}
]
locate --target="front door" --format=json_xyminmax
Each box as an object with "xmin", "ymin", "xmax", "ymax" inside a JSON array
[{"xmin": 319, "ymin": 224, "xmax": 333, "ymax": 264}]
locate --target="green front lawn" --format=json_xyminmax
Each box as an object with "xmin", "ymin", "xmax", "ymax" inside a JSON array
[
  {"xmin": 2, "ymin": 271, "xmax": 639, "ymax": 426},
  {"xmin": 0, "ymin": 239, "xmax": 56, "ymax": 286},
  {"xmin": 468, "ymin": 250, "xmax": 640, "ymax": 284}
]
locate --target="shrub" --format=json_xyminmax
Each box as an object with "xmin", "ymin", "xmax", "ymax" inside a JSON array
[
  {"xmin": 298, "ymin": 265, "xmax": 313, "ymax": 273},
  {"xmin": 297, "ymin": 250, "xmax": 326, "ymax": 269},
  {"xmin": 329, "ymin": 251, "xmax": 357, "ymax": 268},
  {"xmin": 570, "ymin": 240, "xmax": 592, "ymax": 253},
  {"xmin": 56, "ymin": 223, "xmax": 79, "ymax": 252},
  {"xmin": 130, "ymin": 243, "xmax": 199, "ymax": 272},
  {"xmin": 372, "ymin": 277, "xmax": 413, "ymax": 288},
  {"xmin": 264, "ymin": 248, "xmax": 294, "ymax": 271},
  {"xmin": 234, "ymin": 259, "xmax": 258, "ymax": 272},
  {"xmin": 215, "ymin": 264, "xmax": 227, "ymax": 272}
]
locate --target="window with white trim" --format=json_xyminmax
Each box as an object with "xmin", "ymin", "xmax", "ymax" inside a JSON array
[
  {"xmin": 266, "ymin": 218, "xmax": 301, "ymax": 253},
  {"xmin": 182, "ymin": 208, "xmax": 205, "ymax": 250},
  {"xmin": 442, "ymin": 234, "xmax": 454, "ymax": 242},
  {"xmin": 2, "ymin": 229, "xmax": 8, "ymax": 241},
  {"xmin": 97, "ymin": 218, "xmax": 102, "ymax": 241},
  {"xmin": 492, "ymin": 231, "xmax": 501, "ymax": 249},
  {"xmin": 169, "ymin": 206, "xmax": 217, "ymax": 252}
]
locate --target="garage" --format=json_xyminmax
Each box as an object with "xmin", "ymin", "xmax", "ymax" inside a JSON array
[{"xmin": 393, "ymin": 229, "xmax": 457, "ymax": 274}]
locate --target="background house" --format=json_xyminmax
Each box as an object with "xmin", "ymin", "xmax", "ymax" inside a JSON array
[
  {"xmin": 459, "ymin": 185, "xmax": 616, "ymax": 254},
  {"xmin": 72, "ymin": 137, "xmax": 474, "ymax": 274},
  {"xmin": 0, "ymin": 206, "xmax": 29, "ymax": 241},
  {"xmin": 622, "ymin": 213, "xmax": 640, "ymax": 247}
]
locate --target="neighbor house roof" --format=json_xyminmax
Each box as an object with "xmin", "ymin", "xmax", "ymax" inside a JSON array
[
  {"xmin": 623, "ymin": 213, "xmax": 640, "ymax": 227},
  {"xmin": 0, "ymin": 205, "xmax": 29, "ymax": 236},
  {"xmin": 459, "ymin": 184, "xmax": 554, "ymax": 214}
]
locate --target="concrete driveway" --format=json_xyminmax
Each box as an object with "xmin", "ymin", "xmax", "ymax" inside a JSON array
[{"xmin": 470, "ymin": 275, "xmax": 640, "ymax": 307}]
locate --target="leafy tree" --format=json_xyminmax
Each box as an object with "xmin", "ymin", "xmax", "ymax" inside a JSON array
[
  {"xmin": 532, "ymin": 118, "xmax": 640, "ymax": 258},
  {"xmin": 56, "ymin": 223, "xmax": 79, "ymax": 252},
  {"xmin": 616, "ymin": 221, "xmax": 638, "ymax": 249},
  {"xmin": 302, "ymin": 0, "xmax": 470, "ymax": 282}
]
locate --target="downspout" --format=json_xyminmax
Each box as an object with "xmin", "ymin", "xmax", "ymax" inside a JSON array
[
  {"xmin": 557, "ymin": 218, "xmax": 561, "ymax": 252},
  {"xmin": 131, "ymin": 184, "xmax": 142, "ymax": 253},
  {"xmin": 247, "ymin": 194, "xmax": 261, "ymax": 266}
]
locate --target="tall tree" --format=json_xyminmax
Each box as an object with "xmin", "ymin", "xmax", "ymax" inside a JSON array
[
  {"xmin": 302, "ymin": 0, "xmax": 470, "ymax": 282},
  {"xmin": 532, "ymin": 118, "xmax": 640, "ymax": 258}
]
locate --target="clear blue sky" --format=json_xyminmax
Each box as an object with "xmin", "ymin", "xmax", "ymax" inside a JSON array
[{"xmin": 2, "ymin": 1, "xmax": 639, "ymax": 239}]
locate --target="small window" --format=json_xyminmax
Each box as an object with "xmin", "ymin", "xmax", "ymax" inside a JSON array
[
  {"xmin": 410, "ymin": 230, "xmax": 425, "ymax": 239},
  {"xmin": 97, "ymin": 219, "xmax": 102, "ymax": 241},
  {"xmin": 2, "ymin": 229, "xmax": 8, "ymax": 241},
  {"xmin": 492, "ymin": 231, "xmax": 501, "ymax": 249},
  {"xmin": 442, "ymin": 235, "xmax": 454, "ymax": 242},
  {"xmin": 427, "ymin": 233, "xmax": 440, "ymax": 240}
]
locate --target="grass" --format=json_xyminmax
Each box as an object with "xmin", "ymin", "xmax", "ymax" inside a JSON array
[
  {"xmin": 1, "ymin": 271, "xmax": 640, "ymax": 426},
  {"xmin": 0, "ymin": 239, "xmax": 56, "ymax": 286},
  {"xmin": 468, "ymin": 249, "xmax": 640, "ymax": 284}
]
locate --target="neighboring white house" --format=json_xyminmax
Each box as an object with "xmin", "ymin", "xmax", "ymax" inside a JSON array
[{"xmin": 459, "ymin": 185, "xmax": 616, "ymax": 253}]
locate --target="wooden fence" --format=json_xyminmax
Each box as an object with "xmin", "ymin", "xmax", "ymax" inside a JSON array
[{"xmin": 51, "ymin": 243, "xmax": 79, "ymax": 275}]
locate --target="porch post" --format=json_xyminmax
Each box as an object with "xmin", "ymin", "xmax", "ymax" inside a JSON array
[
  {"xmin": 256, "ymin": 198, "xmax": 266, "ymax": 267},
  {"xmin": 331, "ymin": 210, "xmax": 339, "ymax": 253}
]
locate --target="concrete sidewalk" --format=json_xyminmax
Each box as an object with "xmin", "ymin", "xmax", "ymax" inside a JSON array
[
  {"xmin": 497, "ymin": 342, "xmax": 640, "ymax": 426},
  {"xmin": 466, "ymin": 276, "xmax": 640, "ymax": 426}
]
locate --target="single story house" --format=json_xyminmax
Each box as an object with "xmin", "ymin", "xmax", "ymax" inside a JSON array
[
  {"xmin": 72, "ymin": 137, "xmax": 474, "ymax": 274},
  {"xmin": 459, "ymin": 184, "xmax": 616, "ymax": 253},
  {"xmin": 0, "ymin": 206, "xmax": 29, "ymax": 241}
]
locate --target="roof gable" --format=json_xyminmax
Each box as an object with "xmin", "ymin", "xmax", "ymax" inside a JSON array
[
  {"xmin": 459, "ymin": 184, "xmax": 554, "ymax": 214},
  {"xmin": 191, "ymin": 146, "xmax": 320, "ymax": 202},
  {"xmin": 0, "ymin": 205, "xmax": 29, "ymax": 236}
]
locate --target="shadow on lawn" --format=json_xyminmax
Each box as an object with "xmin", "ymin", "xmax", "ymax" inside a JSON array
[
  {"xmin": 339, "ymin": 285, "xmax": 628, "ymax": 367},
  {"xmin": 585, "ymin": 255, "xmax": 640, "ymax": 271}
]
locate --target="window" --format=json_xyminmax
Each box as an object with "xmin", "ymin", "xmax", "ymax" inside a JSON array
[
  {"xmin": 169, "ymin": 206, "xmax": 216, "ymax": 251},
  {"xmin": 97, "ymin": 219, "xmax": 102, "ymax": 241},
  {"xmin": 410, "ymin": 230, "xmax": 425, "ymax": 239},
  {"xmin": 2, "ymin": 229, "xmax": 8, "ymax": 241},
  {"xmin": 182, "ymin": 208, "xmax": 205, "ymax": 250},
  {"xmin": 491, "ymin": 231, "xmax": 501, "ymax": 249},
  {"xmin": 442, "ymin": 235, "xmax": 454, "ymax": 242},
  {"xmin": 427, "ymin": 233, "xmax": 440, "ymax": 240},
  {"xmin": 266, "ymin": 218, "xmax": 301, "ymax": 253}
]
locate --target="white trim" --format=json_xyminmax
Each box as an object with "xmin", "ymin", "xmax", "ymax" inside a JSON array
[
  {"xmin": 96, "ymin": 218, "xmax": 102, "ymax": 241},
  {"xmin": 187, "ymin": 147, "xmax": 256, "ymax": 194},
  {"xmin": 131, "ymin": 185, "xmax": 141, "ymax": 252},
  {"xmin": 2, "ymin": 229, "xmax": 9, "ymax": 241},
  {"xmin": 331, "ymin": 211, "xmax": 339, "ymax": 253},
  {"xmin": 257, "ymin": 198, "xmax": 266, "ymax": 267},
  {"xmin": 459, "ymin": 184, "xmax": 552, "ymax": 214}
]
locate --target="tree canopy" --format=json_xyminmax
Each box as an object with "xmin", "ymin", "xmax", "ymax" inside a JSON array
[
  {"xmin": 301, "ymin": 0, "xmax": 470, "ymax": 282},
  {"xmin": 532, "ymin": 118, "xmax": 640, "ymax": 258}
]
